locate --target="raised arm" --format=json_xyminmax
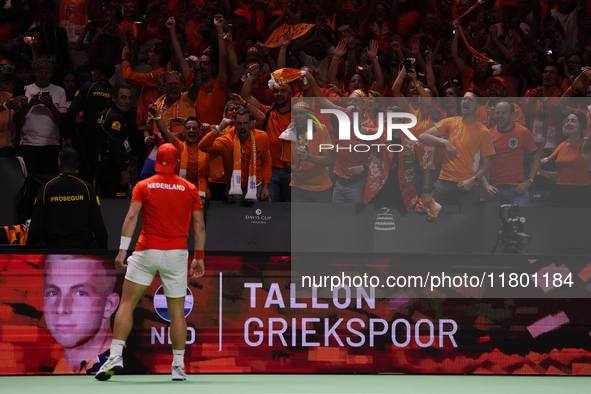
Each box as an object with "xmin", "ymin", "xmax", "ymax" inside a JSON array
[
  {"xmin": 408, "ymin": 67, "xmax": 440, "ymax": 121},
  {"xmin": 225, "ymin": 31, "xmax": 241, "ymax": 85},
  {"xmin": 277, "ymin": 32, "xmax": 292, "ymax": 69},
  {"xmin": 228, "ymin": 93, "xmax": 267, "ymax": 128},
  {"xmin": 148, "ymin": 102, "xmax": 175, "ymax": 143},
  {"xmin": 241, "ymin": 63, "xmax": 264, "ymax": 108},
  {"xmin": 166, "ymin": 17, "xmax": 192, "ymax": 81},
  {"xmin": 121, "ymin": 46, "xmax": 160, "ymax": 88},
  {"xmin": 256, "ymin": 42, "xmax": 277, "ymax": 72},
  {"xmin": 451, "ymin": 24, "xmax": 467, "ymax": 76},
  {"xmin": 490, "ymin": 25, "xmax": 516, "ymax": 64},
  {"xmin": 303, "ymin": 70, "xmax": 340, "ymax": 110},
  {"xmin": 187, "ymin": 56, "xmax": 203, "ymax": 102},
  {"xmin": 214, "ymin": 14, "xmax": 229, "ymax": 86},
  {"xmin": 198, "ymin": 118, "xmax": 232, "ymax": 154},
  {"xmin": 368, "ymin": 40, "xmax": 385, "ymax": 92},
  {"xmin": 74, "ymin": 22, "xmax": 93, "ymax": 52},
  {"xmin": 328, "ymin": 39, "xmax": 348, "ymax": 86},
  {"xmin": 390, "ymin": 63, "xmax": 409, "ymax": 108},
  {"xmin": 425, "ymin": 48, "xmax": 438, "ymax": 93}
]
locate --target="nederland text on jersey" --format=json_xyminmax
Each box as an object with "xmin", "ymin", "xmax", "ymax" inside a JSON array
[{"xmin": 147, "ymin": 183, "xmax": 186, "ymax": 191}]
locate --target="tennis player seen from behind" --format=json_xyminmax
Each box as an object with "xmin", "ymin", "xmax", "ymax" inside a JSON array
[{"xmin": 95, "ymin": 143, "xmax": 206, "ymax": 382}]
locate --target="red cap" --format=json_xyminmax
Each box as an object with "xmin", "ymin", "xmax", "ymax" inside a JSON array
[
  {"xmin": 155, "ymin": 143, "xmax": 179, "ymax": 174},
  {"xmin": 486, "ymin": 76, "xmax": 506, "ymax": 89},
  {"xmin": 500, "ymin": 0, "xmax": 518, "ymax": 8},
  {"xmin": 230, "ymin": 8, "xmax": 250, "ymax": 18},
  {"xmin": 191, "ymin": 0, "xmax": 205, "ymax": 5}
]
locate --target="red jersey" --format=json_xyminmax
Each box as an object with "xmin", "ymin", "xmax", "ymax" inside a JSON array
[
  {"xmin": 490, "ymin": 123, "xmax": 538, "ymax": 186},
  {"xmin": 132, "ymin": 173, "xmax": 202, "ymax": 251}
]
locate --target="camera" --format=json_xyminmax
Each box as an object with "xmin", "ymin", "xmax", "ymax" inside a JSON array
[
  {"xmin": 42, "ymin": 91, "xmax": 50, "ymax": 98},
  {"xmin": 23, "ymin": 36, "xmax": 35, "ymax": 44},
  {"xmin": 492, "ymin": 204, "xmax": 532, "ymax": 254}
]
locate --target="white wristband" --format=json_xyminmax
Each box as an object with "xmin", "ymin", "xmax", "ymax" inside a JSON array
[
  {"xmin": 153, "ymin": 115, "xmax": 162, "ymax": 121},
  {"xmin": 120, "ymin": 236, "xmax": 131, "ymax": 250}
]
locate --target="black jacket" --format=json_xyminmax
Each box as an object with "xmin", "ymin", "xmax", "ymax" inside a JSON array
[
  {"xmin": 26, "ymin": 174, "xmax": 108, "ymax": 249},
  {"xmin": 63, "ymin": 80, "xmax": 114, "ymax": 143},
  {"xmin": 96, "ymin": 105, "xmax": 134, "ymax": 172}
]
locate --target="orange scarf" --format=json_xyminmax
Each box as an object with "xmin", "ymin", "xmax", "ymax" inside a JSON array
[
  {"xmin": 178, "ymin": 143, "xmax": 207, "ymax": 197},
  {"xmin": 541, "ymin": 140, "xmax": 569, "ymax": 164},
  {"xmin": 230, "ymin": 129, "xmax": 257, "ymax": 200}
]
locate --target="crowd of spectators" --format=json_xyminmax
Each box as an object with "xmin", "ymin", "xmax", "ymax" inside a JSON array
[{"xmin": 1, "ymin": 0, "xmax": 591, "ymax": 216}]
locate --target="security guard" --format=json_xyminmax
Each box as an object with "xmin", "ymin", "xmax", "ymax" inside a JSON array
[
  {"xmin": 63, "ymin": 59, "xmax": 116, "ymax": 183},
  {"xmin": 26, "ymin": 148, "xmax": 108, "ymax": 249},
  {"xmin": 96, "ymin": 84, "xmax": 135, "ymax": 198}
]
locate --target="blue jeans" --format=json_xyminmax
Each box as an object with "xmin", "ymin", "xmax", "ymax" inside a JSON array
[
  {"xmin": 270, "ymin": 167, "xmax": 291, "ymax": 202},
  {"xmin": 432, "ymin": 179, "xmax": 479, "ymax": 205},
  {"xmin": 332, "ymin": 176, "xmax": 366, "ymax": 203},
  {"xmin": 485, "ymin": 185, "xmax": 530, "ymax": 207},
  {"xmin": 291, "ymin": 186, "xmax": 333, "ymax": 203}
]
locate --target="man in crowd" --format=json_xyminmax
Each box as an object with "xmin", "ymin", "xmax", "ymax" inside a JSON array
[
  {"xmin": 0, "ymin": 72, "xmax": 27, "ymax": 157},
  {"xmin": 63, "ymin": 59, "xmax": 116, "ymax": 183},
  {"xmin": 122, "ymin": 43, "xmax": 171, "ymax": 135},
  {"xmin": 27, "ymin": 148, "xmax": 108, "ymax": 249},
  {"xmin": 242, "ymin": 63, "xmax": 292, "ymax": 202},
  {"xmin": 198, "ymin": 108, "xmax": 271, "ymax": 201},
  {"xmin": 475, "ymin": 76, "xmax": 526, "ymax": 129},
  {"xmin": 521, "ymin": 63, "xmax": 565, "ymax": 157},
  {"xmin": 287, "ymin": 101, "xmax": 334, "ymax": 203},
  {"xmin": 28, "ymin": 0, "xmax": 70, "ymax": 82},
  {"xmin": 195, "ymin": 15, "xmax": 230, "ymax": 200},
  {"xmin": 479, "ymin": 100, "xmax": 540, "ymax": 206},
  {"xmin": 15, "ymin": 59, "xmax": 67, "ymax": 175},
  {"xmin": 96, "ymin": 84, "xmax": 136, "ymax": 198},
  {"xmin": 150, "ymin": 104, "xmax": 212, "ymax": 221},
  {"xmin": 419, "ymin": 90, "xmax": 495, "ymax": 205}
]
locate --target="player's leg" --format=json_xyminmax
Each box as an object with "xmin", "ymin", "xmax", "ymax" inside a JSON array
[
  {"xmin": 159, "ymin": 249, "xmax": 190, "ymax": 381},
  {"xmin": 96, "ymin": 279, "xmax": 148, "ymax": 381},
  {"xmin": 113, "ymin": 279, "xmax": 150, "ymax": 341},
  {"xmin": 167, "ymin": 296, "xmax": 187, "ymax": 380},
  {"xmin": 96, "ymin": 250, "xmax": 157, "ymax": 381}
]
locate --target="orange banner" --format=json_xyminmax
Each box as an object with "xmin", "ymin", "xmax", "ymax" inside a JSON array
[{"xmin": 264, "ymin": 23, "xmax": 314, "ymax": 48}]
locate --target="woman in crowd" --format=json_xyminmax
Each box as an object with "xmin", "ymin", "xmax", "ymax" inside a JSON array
[
  {"xmin": 539, "ymin": 111, "xmax": 591, "ymax": 207},
  {"xmin": 61, "ymin": 70, "xmax": 79, "ymax": 108}
]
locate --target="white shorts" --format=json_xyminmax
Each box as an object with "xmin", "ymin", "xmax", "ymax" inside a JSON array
[{"xmin": 125, "ymin": 249, "xmax": 189, "ymax": 298}]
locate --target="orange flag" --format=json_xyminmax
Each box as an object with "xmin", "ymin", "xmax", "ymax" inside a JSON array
[{"xmin": 264, "ymin": 24, "xmax": 314, "ymax": 48}]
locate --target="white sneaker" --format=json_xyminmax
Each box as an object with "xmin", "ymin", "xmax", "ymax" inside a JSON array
[
  {"xmin": 95, "ymin": 355, "xmax": 123, "ymax": 381},
  {"xmin": 172, "ymin": 365, "xmax": 186, "ymax": 381}
]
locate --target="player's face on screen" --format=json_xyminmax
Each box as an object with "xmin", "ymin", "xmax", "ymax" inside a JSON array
[{"xmin": 43, "ymin": 257, "xmax": 119, "ymax": 349}]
